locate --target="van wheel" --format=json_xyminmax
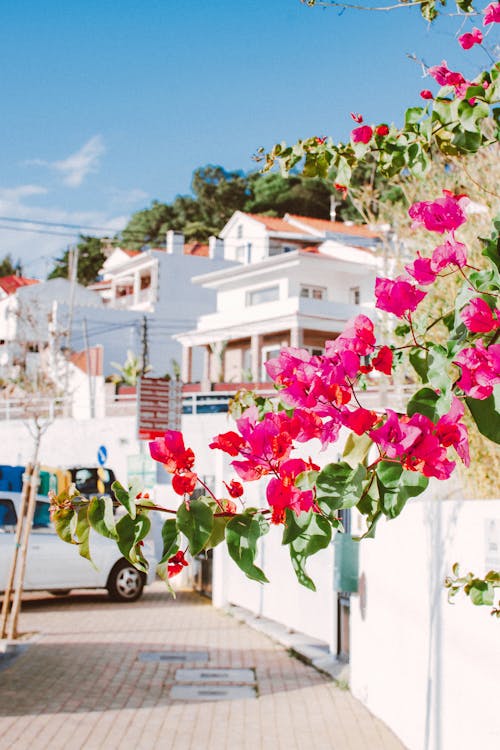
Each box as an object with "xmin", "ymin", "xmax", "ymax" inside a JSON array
[
  {"xmin": 107, "ymin": 559, "xmax": 145, "ymax": 602},
  {"xmin": 49, "ymin": 589, "xmax": 71, "ymax": 596}
]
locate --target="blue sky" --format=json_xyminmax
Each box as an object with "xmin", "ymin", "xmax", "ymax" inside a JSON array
[{"xmin": 0, "ymin": 0, "xmax": 494, "ymax": 277}]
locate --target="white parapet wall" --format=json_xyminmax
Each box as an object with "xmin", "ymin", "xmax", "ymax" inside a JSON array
[{"xmin": 349, "ymin": 495, "xmax": 500, "ymax": 750}]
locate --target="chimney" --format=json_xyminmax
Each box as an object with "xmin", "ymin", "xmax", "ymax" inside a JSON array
[
  {"xmin": 166, "ymin": 230, "xmax": 185, "ymax": 255},
  {"xmin": 208, "ymin": 235, "xmax": 224, "ymax": 260},
  {"xmin": 330, "ymin": 195, "xmax": 338, "ymax": 222}
]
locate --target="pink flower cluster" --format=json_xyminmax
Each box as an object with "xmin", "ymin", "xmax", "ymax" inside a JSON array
[
  {"xmin": 370, "ymin": 398, "xmax": 470, "ymax": 480},
  {"xmin": 375, "ymin": 192, "xmax": 470, "ymax": 319},
  {"xmin": 484, "ymin": 2, "xmax": 500, "ymax": 25},
  {"xmin": 427, "ymin": 60, "xmax": 473, "ymax": 99},
  {"xmin": 454, "ymin": 340, "xmax": 500, "ymax": 399}
]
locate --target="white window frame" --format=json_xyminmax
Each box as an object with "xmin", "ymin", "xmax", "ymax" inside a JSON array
[
  {"xmin": 350, "ymin": 286, "xmax": 361, "ymax": 305},
  {"xmin": 261, "ymin": 345, "xmax": 282, "ymax": 381},
  {"xmin": 246, "ymin": 285, "xmax": 280, "ymax": 306},
  {"xmin": 300, "ymin": 284, "xmax": 326, "ymax": 301}
]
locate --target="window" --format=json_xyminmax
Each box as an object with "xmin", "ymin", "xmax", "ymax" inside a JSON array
[
  {"xmin": 236, "ymin": 224, "xmax": 243, "ymax": 239},
  {"xmin": 246, "ymin": 285, "xmax": 280, "ymax": 306},
  {"xmin": 305, "ymin": 346, "xmax": 324, "ymax": 356},
  {"xmin": 300, "ymin": 285, "xmax": 326, "ymax": 300},
  {"xmin": 33, "ymin": 501, "xmax": 51, "ymax": 530},
  {"xmin": 350, "ymin": 286, "xmax": 361, "ymax": 305},
  {"xmin": 261, "ymin": 346, "xmax": 282, "ymax": 380},
  {"xmin": 0, "ymin": 499, "xmax": 17, "ymax": 529}
]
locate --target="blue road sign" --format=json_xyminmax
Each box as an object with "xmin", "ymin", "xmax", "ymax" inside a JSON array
[{"xmin": 97, "ymin": 445, "xmax": 108, "ymax": 466}]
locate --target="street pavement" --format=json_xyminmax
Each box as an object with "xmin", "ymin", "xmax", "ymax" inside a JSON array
[{"xmin": 0, "ymin": 583, "xmax": 405, "ymax": 750}]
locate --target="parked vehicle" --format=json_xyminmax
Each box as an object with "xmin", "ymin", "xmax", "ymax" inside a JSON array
[
  {"xmin": 69, "ymin": 466, "xmax": 117, "ymax": 498},
  {"xmin": 0, "ymin": 492, "xmax": 156, "ymax": 602}
]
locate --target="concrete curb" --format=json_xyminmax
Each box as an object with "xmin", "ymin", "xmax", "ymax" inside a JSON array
[{"xmin": 223, "ymin": 603, "xmax": 350, "ymax": 685}]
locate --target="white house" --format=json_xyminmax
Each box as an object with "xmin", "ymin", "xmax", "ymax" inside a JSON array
[
  {"xmin": 176, "ymin": 213, "xmax": 383, "ymax": 386},
  {"xmin": 87, "ymin": 231, "xmax": 234, "ymax": 378}
]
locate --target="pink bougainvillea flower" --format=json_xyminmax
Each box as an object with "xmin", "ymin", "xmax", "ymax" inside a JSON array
[
  {"xmin": 431, "ymin": 238, "xmax": 468, "ymax": 271},
  {"xmin": 403, "ymin": 413, "xmax": 455, "ymax": 480},
  {"xmin": 332, "ymin": 314, "xmax": 376, "ymax": 356},
  {"xmin": 372, "ymin": 346, "xmax": 393, "ymax": 375},
  {"xmin": 435, "ymin": 397, "xmax": 470, "ymax": 467},
  {"xmin": 167, "ymin": 550, "xmax": 189, "ymax": 578},
  {"xmin": 405, "ymin": 254, "xmax": 437, "ymax": 285},
  {"xmin": 350, "ymin": 112, "xmax": 363, "ymax": 123},
  {"xmin": 408, "ymin": 191, "xmax": 468, "ymax": 234},
  {"xmin": 223, "ymin": 479, "xmax": 244, "ymax": 499},
  {"xmin": 420, "ymin": 89, "xmax": 434, "ymax": 100},
  {"xmin": 454, "ymin": 339, "xmax": 500, "ymax": 399},
  {"xmin": 172, "ymin": 471, "xmax": 198, "ymax": 496},
  {"xmin": 458, "ymin": 27, "xmax": 483, "ymax": 49},
  {"xmin": 369, "ymin": 409, "xmax": 421, "ymax": 459},
  {"xmin": 460, "ymin": 298, "xmax": 500, "ymax": 333},
  {"xmin": 375, "ymin": 276, "xmax": 427, "ymax": 318},
  {"xmin": 149, "ymin": 430, "xmax": 195, "ymax": 473},
  {"xmin": 376, "ymin": 124, "xmax": 389, "ymax": 136},
  {"xmin": 342, "ymin": 407, "xmax": 379, "ymax": 435},
  {"xmin": 209, "ymin": 430, "xmax": 245, "ymax": 456},
  {"xmin": 266, "ymin": 458, "xmax": 315, "ymax": 523},
  {"xmin": 351, "ymin": 125, "xmax": 373, "ymax": 144},
  {"xmin": 427, "ymin": 61, "xmax": 472, "ymax": 98},
  {"xmin": 484, "ymin": 1, "xmax": 500, "ymax": 24}
]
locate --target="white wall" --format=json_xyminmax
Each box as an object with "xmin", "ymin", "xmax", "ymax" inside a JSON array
[{"xmin": 350, "ymin": 496, "xmax": 500, "ymax": 750}]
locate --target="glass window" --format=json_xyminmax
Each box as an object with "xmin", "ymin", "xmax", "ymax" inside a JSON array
[
  {"xmin": 33, "ymin": 501, "xmax": 51, "ymax": 530},
  {"xmin": 246, "ymin": 286, "xmax": 280, "ymax": 306},
  {"xmin": 0, "ymin": 499, "xmax": 17, "ymax": 528},
  {"xmin": 350, "ymin": 286, "xmax": 361, "ymax": 305},
  {"xmin": 300, "ymin": 285, "xmax": 325, "ymax": 300}
]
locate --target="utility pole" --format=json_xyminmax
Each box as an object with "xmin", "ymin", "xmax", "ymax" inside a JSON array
[
  {"xmin": 140, "ymin": 315, "xmax": 149, "ymax": 378},
  {"xmin": 82, "ymin": 317, "xmax": 95, "ymax": 418},
  {"xmin": 63, "ymin": 244, "xmax": 79, "ymax": 416}
]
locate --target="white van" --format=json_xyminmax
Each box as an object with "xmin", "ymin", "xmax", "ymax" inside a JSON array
[{"xmin": 0, "ymin": 493, "xmax": 157, "ymax": 602}]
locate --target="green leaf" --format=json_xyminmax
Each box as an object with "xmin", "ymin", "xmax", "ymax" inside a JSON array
[
  {"xmin": 376, "ymin": 462, "xmax": 429, "ymax": 519},
  {"xmin": 394, "ymin": 323, "xmax": 411, "ymax": 337},
  {"xmin": 159, "ymin": 518, "xmax": 180, "ymax": 564},
  {"xmin": 75, "ymin": 506, "xmax": 92, "ymax": 562},
  {"xmin": 468, "ymin": 580, "xmax": 494, "ymax": 606},
  {"xmin": 116, "ymin": 513, "xmax": 151, "ymax": 571},
  {"xmin": 316, "ymin": 462, "xmax": 366, "ymax": 515},
  {"xmin": 111, "ymin": 480, "xmax": 136, "ymax": 519},
  {"xmin": 88, "ymin": 496, "xmax": 118, "ymax": 540},
  {"xmin": 342, "ymin": 432, "xmax": 373, "ymax": 470},
  {"xmin": 225, "ymin": 513, "xmax": 269, "ymax": 583},
  {"xmin": 177, "ymin": 497, "xmax": 214, "ymax": 556},
  {"xmin": 406, "ymin": 387, "xmax": 451, "ymax": 422},
  {"xmin": 427, "ymin": 344, "xmax": 452, "ymax": 393},
  {"xmin": 457, "ymin": 99, "xmax": 490, "ymax": 132},
  {"xmin": 451, "ymin": 129, "xmax": 483, "ymax": 154},
  {"xmin": 285, "ymin": 510, "xmax": 332, "ymax": 592},
  {"xmin": 205, "ymin": 514, "xmax": 231, "ymax": 549},
  {"xmin": 466, "ymin": 385, "xmax": 500, "ymax": 444},
  {"xmin": 409, "ymin": 347, "xmax": 428, "ymax": 383},
  {"xmin": 52, "ymin": 508, "xmax": 76, "ymax": 544},
  {"xmin": 295, "ymin": 470, "xmax": 319, "ymax": 492}
]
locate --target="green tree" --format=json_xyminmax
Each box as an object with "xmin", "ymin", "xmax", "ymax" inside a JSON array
[
  {"xmin": 48, "ymin": 236, "xmax": 105, "ymax": 285},
  {"xmin": 0, "ymin": 253, "xmax": 22, "ymax": 277}
]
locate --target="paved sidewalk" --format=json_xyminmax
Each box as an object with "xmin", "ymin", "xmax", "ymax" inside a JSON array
[{"xmin": 0, "ymin": 584, "xmax": 405, "ymax": 750}]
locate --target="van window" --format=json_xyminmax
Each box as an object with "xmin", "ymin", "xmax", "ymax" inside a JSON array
[
  {"xmin": 0, "ymin": 499, "xmax": 17, "ymax": 528},
  {"xmin": 33, "ymin": 501, "xmax": 52, "ymax": 530}
]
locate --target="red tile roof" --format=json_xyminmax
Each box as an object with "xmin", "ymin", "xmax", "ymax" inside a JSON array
[
  {"xmin": 0, "ymin": 275, "xmax": 39, "ymax": 295},
  {"xmin": 184, "ymin": 242, "xmax": 209, "ymax": 257},
  {"xmin": 122, "ymin": 249, "xmax": 141, "ymax": 257},
  {"xmin": 70, "ymin": 346, "xmax": 103, "ymax": 376},
  {"xmin": 244, "ymin": 213, "xmax": 309, "ymax": 235},
  {"xmin": 286, "ymin": 214, "xmax": 381, "ymax": 239}
]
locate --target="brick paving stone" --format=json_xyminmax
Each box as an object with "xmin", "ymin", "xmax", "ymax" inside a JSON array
[{"xmin": 0, "ymin": 584, "xmax": 405, "ymax": 750}]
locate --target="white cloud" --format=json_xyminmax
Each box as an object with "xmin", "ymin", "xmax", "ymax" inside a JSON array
[
  {"xmin": 25, "ymin": 135, "xmax": 106, "ymax": 188},
  {"xmin": 0, "ymin": 182, "xmax": 130, "ymax": 279},
  {"xmin": 0, "ymin": 185, "xmax": 48, "ymax": 202},
  {"xmin": 107, "ymin": 187, "xmax": 149, "ymax": 207}
]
